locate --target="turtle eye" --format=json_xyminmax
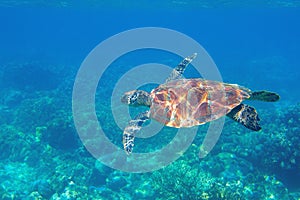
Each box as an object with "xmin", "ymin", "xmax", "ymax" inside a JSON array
[{"xmin": 128, "ymin": 92, "xmax": 138, "ymax": 104}]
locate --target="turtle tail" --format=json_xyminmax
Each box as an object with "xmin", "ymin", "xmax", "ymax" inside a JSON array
[
  {"xmin": 249, "ymin": 90, "xmax": 280, "ymax": 102},
  {"xmin": 227, "ymin": 104, "xmax": 261, "ymax": 131}
]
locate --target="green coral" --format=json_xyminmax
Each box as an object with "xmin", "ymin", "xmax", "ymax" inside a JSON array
[
  {"xmin": 151, "ymin": 152, "xmax": 292, "ymax": 200},
  {"xmin": 151, "ymin": 160, "xmax": 216, "ymax": 199}
]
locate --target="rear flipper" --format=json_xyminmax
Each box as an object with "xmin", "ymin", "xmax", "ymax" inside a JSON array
[
  {"xmin": 123, "ymin": 111, "xmax": 150, "ymax": 155},
  {"xmin": 250, "ymin": 90, "xmax": 280, "ymax": 102},
  {"xmin": 227, "ymin": 104, "xmax": 261, "ymax": 131}
]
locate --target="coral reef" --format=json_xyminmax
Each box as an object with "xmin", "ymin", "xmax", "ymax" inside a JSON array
[
  {"xmin": 151, "ymin": 157, "xmax": 291, "ymax": 200},
  {"xmin": 0, "ymin": 62, "xmax": 60, "ymax": 91},
  {"xmin": 1, "ymin": 60, "xmax": 300, "ymax": 199}
]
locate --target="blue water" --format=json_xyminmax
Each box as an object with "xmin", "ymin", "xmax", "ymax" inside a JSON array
[{"xmin": 0, "ymin": 2, "xmax": 300, "ymax": 199}]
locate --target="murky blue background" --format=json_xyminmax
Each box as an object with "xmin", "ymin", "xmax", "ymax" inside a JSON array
[{"xmin": 0, "ymin": 1, "xmax": 299, "ymax": 199}]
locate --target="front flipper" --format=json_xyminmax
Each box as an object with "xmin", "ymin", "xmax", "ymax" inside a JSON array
[
  {"xmin": 123, "ymin": 111, "xmax": 150, "ymax": 155},
  {"xmin": 165, "ymin": 53, "xmax": 197, "ymax": 83},
  {"xmin": 227, "ymin": 104, "xmax": 261, "ymax": 131}
]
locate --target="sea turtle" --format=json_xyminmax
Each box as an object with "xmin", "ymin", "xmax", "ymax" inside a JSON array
[{"xmin": 121, "ymin": 53, "xmax": 280, "ymax": 154}]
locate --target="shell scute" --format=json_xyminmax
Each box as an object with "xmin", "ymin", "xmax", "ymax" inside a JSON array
[{"xmin": 149, "ymin": 78, "xmax": 250, "ymax": 128}]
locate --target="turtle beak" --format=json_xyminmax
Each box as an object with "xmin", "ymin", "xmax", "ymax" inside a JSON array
[
  {"xmin": 121, "ymin": 93, "xmax": 129, "ymax": 104},
  {"xmin": 121, "ymin": 90, "xmax": 136, "ymax": 105},
  {"xmin": 121, "ymin": 90, "xmax": 140, "ymax": 105}
]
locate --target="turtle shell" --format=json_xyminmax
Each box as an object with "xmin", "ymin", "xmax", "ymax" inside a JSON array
[{"xmin": 149, "ymin": 78, "xmax": 251, "ymax": 128}]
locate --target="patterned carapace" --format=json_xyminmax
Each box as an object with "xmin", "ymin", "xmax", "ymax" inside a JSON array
[{"xmin": 150, "ymin": 78, "xmax": 250, "ymax": 127}]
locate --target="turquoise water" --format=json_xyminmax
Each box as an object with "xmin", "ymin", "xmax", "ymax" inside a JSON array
[{"xmin": 0, "ymin": 1, "xmax": 300, "ymax": 199}]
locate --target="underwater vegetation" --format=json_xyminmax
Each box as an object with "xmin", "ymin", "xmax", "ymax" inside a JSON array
[
  {"xmin": 151, "ymin": 158, "xmax": 289, "ymax": 200},
  {"xmin": 0, "ymin": 61, "xmax": 300, "ymax": 199}
]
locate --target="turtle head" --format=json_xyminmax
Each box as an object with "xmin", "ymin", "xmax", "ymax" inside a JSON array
[{"xmin": 121, "ymin": 90, "xmax": 151, "ymax": 107}]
